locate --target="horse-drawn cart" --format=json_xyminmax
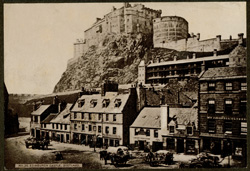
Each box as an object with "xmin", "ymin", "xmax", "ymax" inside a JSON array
[{"xmin": 145, "ymin": 150, "xmax": 174, "ymax": 166}]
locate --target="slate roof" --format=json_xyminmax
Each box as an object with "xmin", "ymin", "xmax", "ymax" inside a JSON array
[
  {"xmin": 41, "ymin": 114, "xmax": 58, "ymax": 124},
  {"xmin": 200, "ymin": 67, "xmax": 246, "ymax": 80},
  {"xmin": 31, "ymin": 105, "xmax": 51, "ymax": 116},
  {"xmin": 71, "ymin": 92, "xmax": 130, "ymax": 113},
  {"xmin": 131, "ymin": 107, "xmax": 198, "ymax": 128},
  {"xmin": 50, "ymin": 103, "xmax": 73, "ymax": 124}
]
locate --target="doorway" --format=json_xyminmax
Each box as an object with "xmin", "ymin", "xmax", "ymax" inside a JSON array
[
  {"xmin": 177, "ymin": 139, "xmax": 184, "ymax": 153},
  {"xmin": 139, "ymin": 141, "xmax": 145, "ymax": 150}
]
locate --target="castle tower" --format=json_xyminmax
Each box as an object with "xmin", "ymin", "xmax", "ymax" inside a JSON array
[{"xmin": 138, "ymin": 60, "xmax": 146, "ymax": 85}]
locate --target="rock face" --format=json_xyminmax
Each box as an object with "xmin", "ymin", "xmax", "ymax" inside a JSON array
[{"xmin": 53, "ymin": 33, "xmax": 188, "ymax": 93}]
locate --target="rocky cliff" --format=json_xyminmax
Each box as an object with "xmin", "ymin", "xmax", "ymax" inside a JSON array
[{"xmin": 53, "ymin": 33, "xmax": 191, "ymax": 93}]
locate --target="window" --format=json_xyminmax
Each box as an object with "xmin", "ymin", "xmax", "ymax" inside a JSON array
[
  {"xmin": 98, "ymin": 126, "xmax": 102, "ymax": 133},
  {"xmin": 82, "ymin": 124, "xmax": 85, "ymax": 131},
  {"xmin": 208, "ymin": 120, "xmax": 216, "ymax": 133},
  {"xmin": 240, "ymin": 99, "xmax": 247, "ymax": 115},
  {"xmin": 78, "ymin": 100, "xmax": 85, "ymax": 108},
  {"xmin": 167, "ymin": 138, "xmax": 175, "ymax": 150},
  {"xmin": 113, "ymin": 127, "xmax": 117, "ymax": 134},
  {"xmin": 81, "ymin": 113, "xmax": 84, "ymax": 119},
  {"xmin": 187, "ymin": 127, "xmax": 193, "ymax": 134},
  {"xmin": 98, "ymin": 114, "xmax": 102, "ymax": 120},
  {"xmin": 60, "ymin": 124, "xmax": 63, "ymax": 130},
  {"xmin": 146, "ymin": 129, "xmax": 150, "ymax": 136},
  {"xmin": 93, "ymin": 126, "xmax": 96, "ymax": 131},
  {"xmin": 89, "ymin": 125, "xmax": 92, "ymax": 132},
  {"xmin": 241, "ymin": 122, "xmax": 247, "ymax": 135},
  {"xmin": 90, "ymin": 99, "xmax": 97, "ymax": 108},
  {"xmin": 65, "ymin": 125, "xmax": 67, "ymax": 130},
  {"xmin": 52, "ymin": 124, "xmax": 55, "ymax": 129},
  {"xmin": 74, "ymin": 112, "xmax": 77, "ymax": 119},
  {"xmin": 74, "ymin": 123, "xmax": 77, "ymax": 130},
  {"xmin": 225, "ymin": 82, "xmax": 233, "ymax": 91},
  {"xmin": 225, "ymin": 99, "xmax": 233, "ymax": 115},
  {"xmin": 89, "ymin": 113, "xmax": 92, "ymax": 120},
  {"xmin": 208, "ymin": 82, "xmax": 215, "ymax": 91},
  {"xmin": 44, "ymin": 124, "xmax": 46, "ymax": 128},
  {"xmin": 102, "ymin": 99, "xmax": 110, "ymax": 108},
  {"xmin": 154, "ymin": 130, "xmax": 158, "ymax": 138},
  {"xmin": 241, "ymin": 82, "xmax": 247, "ymax": 90},
  {"xmin": 105, "ymin": 126, "xmax": 109, "ymax": 134},
  {"xmin": 224, "ymin": 120, "xmax": 232, "ymax": 134},
  {"xmin": 34, "ymin": 116, "xmax": 38, "ymax": 122},
  {"xmin": 106, "ymin": 114, "xmax": 109, "ymax": 121},
  {"xmin": 169, "ymin": 126, "xmax": 175, "ymax": 133},
  {"xmin": 135, "ymin": 128, "xmax": 139, "ymax": 135},
  {"xmin": 208, "ymin": 99, "xmax": 215, "ymax": 114},
  {"xmin": 113, "ymin": 114, "xmax": 116, "ymax": 121},
  {"xmin": 56, "ymin": 124, "xmax": 59, "ymax": 129}
]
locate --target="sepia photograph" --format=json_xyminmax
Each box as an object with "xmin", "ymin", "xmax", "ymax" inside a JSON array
[{"xmin": 3, "ymin": 1, "xmax": 247, "ymax": 169}]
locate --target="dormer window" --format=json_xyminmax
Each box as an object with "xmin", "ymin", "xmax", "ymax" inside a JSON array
[
  {"xmin": 78, "ymin": 99, "xmax": 85, "ymax": 108},
  {"xmin": 114, "ymin": 99, "xmax": 122, "ymax": 108},
  {"xmin": 187, "ymin": 126, "xmax": 193, "ymax": 135},
  {"xmin": 102, "ymin": 99, "xmax": 110, "ymax": 108},
  {"xmin": 169, "ymin": 126, "xmax": 175, "ymax": 133},
  {"xmin": 90, "ymin": 99, "xmax": 97, "ymax": 108}
]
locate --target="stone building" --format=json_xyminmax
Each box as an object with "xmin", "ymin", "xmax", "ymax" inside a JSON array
[
  {"xmin": 198, "ymin": 67, "xmax": 247, "ymax": 163},
  {"xmin": 70, "ymin": 82, "xmax": 138, "ymax": 147},
  {"xmin": 153, "ymin": 16, "xmax": 189, "ymax": 45}
]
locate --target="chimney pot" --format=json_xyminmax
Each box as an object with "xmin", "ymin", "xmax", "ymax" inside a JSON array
[
  {"xmin": 192, "ymin": 53, "xmax": 196, "ymax": 59},
  {"xmin": 216, "ymin": 35, "xmax": 221, "ymax": 41},
  {"xmin": 213, "ymin": 49, "xmax": 217, "ymax": 56}
]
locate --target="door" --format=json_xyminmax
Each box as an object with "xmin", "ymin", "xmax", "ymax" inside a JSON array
[
  {"xmin": 46, "ymin": 132, "xmax": 49, "ymax": 140},
  {"xmin": 152, "ymin": 142, "xmax": 163, "ymax": 152},
  {"xmin": 36, "ymin": 129, "xmax": 40, "ymax": 139},
  {"xmin": 177, "ymin": 139, "xmax": 184, "ymax": 153},
  {"xmin": 139, "ymin": 141, "xmax": 145, "ymax": 150},
  {"xmin": 81, "ymin": 134, "xmax": 86, "ymax": 145},
  {"xmin": 61, "ymin": 134, "xmax": 64, "ymax": 143}
]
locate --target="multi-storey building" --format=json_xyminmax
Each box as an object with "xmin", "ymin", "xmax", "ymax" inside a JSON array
[
  {"xmin": 70, "ymin": 82, "xmax": 138, "ymax": 147},
  {"xmin": 198, "ymin": 66, "xmax": 247, "ymax": 162}
]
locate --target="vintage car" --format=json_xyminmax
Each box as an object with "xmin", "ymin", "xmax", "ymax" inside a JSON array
[
  {"xmin": 179, "ymin": 152, "xmax": 223, "ymax": 168},
  {"xmin": 144, "ymin": 150, "xmax": 174, "ymax": 166},
  {"xmin": 100, "ymin": 146, "xmax": 131, "ymax": 166}
]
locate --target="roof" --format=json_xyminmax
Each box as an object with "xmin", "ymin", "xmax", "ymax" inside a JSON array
[
  {"xmin": 50, "ymin": 104, "xmax": 73, "ymax": 124},
  {"xmin": 71, "ymin": 92, "xmax": 130, "ymax": 113},
  {"xmin": 31, "ymin": 105, "xmax": 51, "ymax": 115},
  {"xmin": 139, "ymin": 60, "xmax": 145, "ymax": 67},
  {"xmin": 131, "ymin": 107, "xmax": 161, "ymax": 128},
  {"xmin": 200, "ymin": 67, "xmax": 246, "ymax": 80},
  {"xmin": 131, "ymin": 107, "xmax": 198, "ymax": 128},
  {"xmin": 147, "ymin": 54, "xmax": 229, "ymax": 67},
  {"xmin": 41, "ymin": 114, "xmax": 58, "ymax": 124}
]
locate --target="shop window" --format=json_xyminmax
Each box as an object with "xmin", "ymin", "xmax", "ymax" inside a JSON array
[
  {"xmin": 208, "ymin": 99, "xmax": 215, "ymax": 114},
  {"xmin": 135, "ymin": 128, "xmax": 139, "ymax": 135},
  {"xmin": 82, "ymin": 124, "xmax": 85, "ymax": 131},
  {"xmin": 113, "ymin": 114, "xmax": 116, "ymax": 121},
  {"xmin": 225, "ymin": 82, "xmax": 233, "ymax": 91},
  {"xmin": 187, "ymin": 127, "xmax": 193, "ymax": 135},
  {"xmin": 113, "ymin": 127, "xmax": 117, "ymax": 134},
  {"xmin": 225, "ymin": 99, "xmax": 233, "ymax": 115},
  {"xmin": 167, "ymin": 138, "xmax": 175, "ymax": 150},
  {"xmin": 241, "ymin": 122, "xmax": 247, "ymax": 135},
  {"xmin": 105, "ymin": 126, "xmax": 109, "ymax": 134},
  {"xmin": 65, "ymin": 125, "xmax": 67, "ymax": 130},
  {"xmin": 89, "ymin": 125, "xmax": 92, "ymax": 132},
  {"xmin": 240, "ymin": 99, "xmax": 247, "ymax": 115},
  {"xmin": 208, "ymin": 82, "xmax": 215, "ymax": 91},
  {"xmin": 98, "ymin": 114, "xmax": 102, "ymax": 120},
  {"xmin": 154, "ymin": 130, "xmax": 158, "ymax": 138},
  {"xmin": 106, "ymin": 114, "xmax": 109, "ymax": 121},
  {"xmin": 241, "ymin": 82, "xmax": 247, "ymax": 91},
  {"xmin": 146, "ymin": 129, "xmax": 150, "ymax": 136},
  {"xmin": 98, "ymin": 126, "xmax": 102, "ymax": 133},
  {"xmin": 89, "ymin": 113, "xmax": 92, "ymax": 120},
  {"xmin": 186, "ymin": 140, "xmax": 195, "ymax": 153},
  {"xmin": 224, "ymin": 120, "xmax": 232, "ymax": 134},
  {"xmin": 115, "ymin": 140, "xmax": 119, "ymax": 147},
  {"xmin": 110, "ymin": 139, "xmax": 114, "ymax": 147},
  {"xmin": 74, "ymin": 123, "xmax": 77, "ymax": 130},
  {"xmin": 169, "ymin": 126, "xmax": 175, "ymax": 133},
  {"xmin": 208, "ymin": 120, "xmax": 216, "ymax": 133}
]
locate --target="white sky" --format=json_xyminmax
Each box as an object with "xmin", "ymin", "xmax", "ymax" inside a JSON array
[{"xmin": 4, "ymin": 2, "xmax": 246, "ymax": 94}]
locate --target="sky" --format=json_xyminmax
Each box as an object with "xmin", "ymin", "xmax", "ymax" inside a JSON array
[{"xmin": 4, "ymin": 2, "xmax": 246, "ymax": 94}]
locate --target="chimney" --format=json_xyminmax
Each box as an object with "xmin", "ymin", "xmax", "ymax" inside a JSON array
[
  {"xmin": 213, "ymin": 49, "xmax": 217, "ymax": 56},
  {"xmin": 192, "ymin": 53, "xmax": 196, "ymax": 59},
  {"xmin": 197, "ymin": 33, "xmax": 200, "ymax": 40},
  {"xmin": 201, "ymin": 61, "xmax": 206, "ymax": 72},
  {"xmin": 157, "ymin": 57, "xmax": 160, "ymax": 63},
  {"xmin": 53, "ymin": 96, "xmax": 59, "ymax": 105},
  {"xmin": 216, "ymin": 35, "xmax": 221, "ymax": 41},
  {"xmin": 161, "ymin": 104, "xmax": 170, "ymax": 134},
  {"xmin": 173, "ymin": 56, "xmax": 177, "ymax": 61},
  {"xmin": 238, "ymin": 33, "xmax": 244, "ymax": 45},
  {"xmin": 229, "ymin": 35, "xmax": 232, "ymax": 40},
  {"xmin": 58, "ymin": 103, "xmax": 61, "ymax": 113},
  {"xmin": 101, "ymin": 80, "xmax": 118, "ymax": 96}
]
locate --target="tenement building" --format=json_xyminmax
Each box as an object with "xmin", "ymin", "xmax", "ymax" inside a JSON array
[
  {"xmin": 70, "ymin": 82, "xmax": 138, "ymax": 147},
  {"xmin": 198, "ymin": 66, "xmax": 247, "ymax": 163}
]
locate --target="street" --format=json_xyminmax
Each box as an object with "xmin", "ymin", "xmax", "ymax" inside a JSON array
[{"xmin": 4, "ymin": 135, "xmax": 242, "ymax": 169}]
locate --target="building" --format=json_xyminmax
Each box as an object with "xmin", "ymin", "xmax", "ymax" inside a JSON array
[
  {"xmin": 30, "ymin": 96, "xmax": 59, "ymax": 139},
  {"xmin": 70, "ymin": 82, "xmax": 138, "ymax": 147},
  {"xmin": 139, "ymin": 50, "xmax": 230, "ymax": 85},
  {"xmin": 198, "ymin": 66, "xmax": 247, "ymax": 163},
  {"xmin": 130, "ymin": 105, "xmax": 198, "ymax": 154},
  {"xmin": 153, "ymin": 16, "xmax": 189, "ymax": 45}
]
